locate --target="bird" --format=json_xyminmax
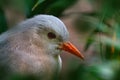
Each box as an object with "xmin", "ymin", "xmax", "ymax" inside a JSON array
[{"xmin": 0, "ymin": 15, "xmax": 84, "ymax": 80}]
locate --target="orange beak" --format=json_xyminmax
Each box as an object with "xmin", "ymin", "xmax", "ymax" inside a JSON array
[{"xmin": 59, "ymin": 42, "xmax": 84, "ymax": 60}]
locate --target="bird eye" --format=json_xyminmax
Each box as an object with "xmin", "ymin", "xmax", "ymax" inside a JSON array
[{"xmin": 47, "ymin": 32, "xmax": 56, "ymax": 39}]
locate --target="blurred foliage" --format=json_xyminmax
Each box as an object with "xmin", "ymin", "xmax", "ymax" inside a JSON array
[
  {"xmin": 79, "ymin": 61, "xmax": 120, "ymax": 80},
  {"xmin": 0, "ymin": 0, "xmax": 78, "ymax": 34},
  {"xmin": 0, "ymin": 0, "xmax": 120, "ymax": 80},
  {"xmin": 7, "ymin": 74, "xmax": 38, "ymax": 80},
  {"xmin": 73, "ymin": 0, "xmax": 120, "ymax": 80},
  {"xmin": 83, "ymin": 0, "xmax": 120, "ymax": 60},
  {"xmin": 0, "ymin": 7, "xmax": 8, "ymax": 34},
  {"xmin": 28, "ymin": 0, "xmax": 78, "ymax": 17}
]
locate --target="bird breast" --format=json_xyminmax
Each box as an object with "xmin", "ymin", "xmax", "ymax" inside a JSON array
[
  {"xmin": 0, "ymin": 33, "xmax": 62, "ymax": 80},
  {"xmin": 9, "ymin": 50, "xmax": 61, "ymax": 80}
]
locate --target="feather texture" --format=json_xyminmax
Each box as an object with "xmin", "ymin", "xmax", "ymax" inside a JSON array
[{"xmin": 0, "ymin": 15, "xmax": 68, "ymax": 80}]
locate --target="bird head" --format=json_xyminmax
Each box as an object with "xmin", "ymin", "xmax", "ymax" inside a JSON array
[{"xmin": 19, "ymin": 15, "xmax": 84, "ymax": 60}]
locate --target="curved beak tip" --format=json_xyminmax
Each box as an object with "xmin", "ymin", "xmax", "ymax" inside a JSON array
[{"xmin": 59, "ymin": 42, "xmax": 84, "ymax": 60}]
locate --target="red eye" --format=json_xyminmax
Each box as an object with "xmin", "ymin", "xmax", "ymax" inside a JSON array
[{"xmin": 47, "ymin": 32, "xmax": 56, "ymax": 39}]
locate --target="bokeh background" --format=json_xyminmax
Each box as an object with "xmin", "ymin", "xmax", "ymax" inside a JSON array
[{"xmin": 0, "ymin": 0, "xmax": 120, "ymax": 80}]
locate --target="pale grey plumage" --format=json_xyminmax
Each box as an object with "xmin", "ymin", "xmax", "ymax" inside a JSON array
[{"xmin": 0, "ymin": 15, "xmax": 69, "ymax": 80}]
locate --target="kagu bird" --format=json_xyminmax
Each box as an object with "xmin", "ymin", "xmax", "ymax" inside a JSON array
[{"xmin": 0, "ymin": 15, "xmax": 84, "ymax": 80}]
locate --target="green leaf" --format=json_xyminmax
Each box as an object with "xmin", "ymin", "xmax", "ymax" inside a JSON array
[
  {"xmin": 46, "ymin": 0, "xmax": 78, "ymax": 17},
  {"xmin": 84, "ymin": 34, "xmax": 94, "ymax": 51},
  {"xmin": 32, "ymin": 0, "xmax": 45, "ymax": 11},
  {"xmin": 95, "ymin": 35, "xmax": 120, "ymax": 60},
  {"xmin": 89, "ymin": 0, "xmax": 120, "ymax": 20},
  {"xmin": 27, "ymin": 0, "xmax": 57, "ymax": 18},
  {"xmin": 28, "ymin": 0, "xmax": 78, "ymax": 17}
]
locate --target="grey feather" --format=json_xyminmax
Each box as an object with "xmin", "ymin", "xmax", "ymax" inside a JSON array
[{"xmin": 0, "ymin": 15, "xmax": 69, "ymax": 80}]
